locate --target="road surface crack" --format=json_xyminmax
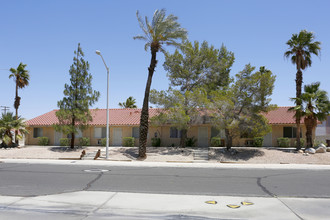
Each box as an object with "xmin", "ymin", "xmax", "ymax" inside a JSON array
[{"xmin": 83, "ymin": 172, "xmax": 103, "ymax": 191}]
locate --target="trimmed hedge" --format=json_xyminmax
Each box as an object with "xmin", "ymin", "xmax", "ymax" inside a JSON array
[
  {"xmin": 79, "ymin": 137, "xmax": 90, "ymax": 147},
  {"xmin": 100, "ymin": 138, "xmax": 107, "ymax": 146},
  {"xmin": 60, "ymin": 138, "xmax": 70, "ymax": 146},
  {"xmin": 253, "ymin": 137, "xmax": 264, "ymax": 147},
  {"xmin": 294, "ymin": 138, "xmax": 305, "ymax": 148},
  {"xmin": 277, "ymin": 137, "xmax": 290, "ymax": 147},
  {"xmin": 151, "ymin": 137, "xmax": 161, "ymax": 147},
  {"xmin": 38, "ymin": 137, "xmax": 49, "ymax": 146},
  {"xmin": 123, "ymin": 137, "xmax": 135, "ymax": 147},
  {"xmin": 185, "ymin": 137, "xmax": 196, "ymax": 147},
  {"xmin": 211, "ymin": 137, "xmax": 224, "ymax": 147}
]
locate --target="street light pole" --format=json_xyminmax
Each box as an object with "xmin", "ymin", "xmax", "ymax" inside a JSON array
[{"xmin": 95, "ymin": 50, "xmax": 110, "ymax": 160}]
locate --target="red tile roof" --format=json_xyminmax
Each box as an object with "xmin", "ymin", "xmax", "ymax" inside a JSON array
[
  {"xmin": 262, "ymin": 107, "xmax": 302, "ymax": 124},
  {"xmin": 26, "ymin": 109, "xmax": 161, "ymax": 126},
  {"xmin": 26, "ymin": 107, "xmax": 300, "ymax": 126}
]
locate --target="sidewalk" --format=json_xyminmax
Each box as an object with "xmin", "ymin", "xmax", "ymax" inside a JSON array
[
  {"xmin": 1, "ymin": 190, "xmax": 329, "ymax": 219},
  {"xmin": 2, "ymin": 158, "xmax": 330, "ymax": 170}
]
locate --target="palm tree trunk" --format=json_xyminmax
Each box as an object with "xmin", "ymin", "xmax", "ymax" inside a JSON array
[
  {"xmin": 15, "ymin": 82, "xmax": 18, "ymax": 145},
  {"xmin": 305, "ymin": 118, "xmax": 314, "ymax": 148},
  {"xmin": 139, "ymin": 48, "xmax": 157, "ymax": 159},
  {"xmin": 295, "ymin": 70, "xmax": 303, "ymax": 150}
]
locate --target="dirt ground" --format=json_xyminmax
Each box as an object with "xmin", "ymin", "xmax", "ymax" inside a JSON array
[{"xmin": 0, "ymin": 146, "xmax": 330, "ymax": 164}]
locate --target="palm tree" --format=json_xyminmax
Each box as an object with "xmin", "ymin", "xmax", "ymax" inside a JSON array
[
  {"xmin": 134, "ymin": 9, "xmax": 187, "ymax": 158},
  {"xmin": 119, "ymin": 96, "xmax": 137, "ymax": 108},
  {"xmin": 292, "ymin": 82, "xmax": 330, "ymax": 148},
  {"xmin": 0, "ymin": 112, "xmax": 28, "ymax": 148},
  {"xmin": 9, "ymin": 62, "xmax": 30, "ymax": 145},
  {"xmin": 284, "ymin": 30, "xmax": 321, "ymax": 149}
]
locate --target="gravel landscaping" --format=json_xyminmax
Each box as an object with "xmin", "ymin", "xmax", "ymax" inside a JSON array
[{"xmin": 1, "ymin": 146, "xmax": 330, "ymax": 164}]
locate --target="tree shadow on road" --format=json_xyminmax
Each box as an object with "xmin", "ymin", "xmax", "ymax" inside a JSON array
[
  {"xmin": 49, "ymin": 146, "xmax": 84, "ymax": 152},
  {"xmin": 210, "ymin": 147, "xmax": 265, "ymax": 162},
  {"xmin": 115, "ymin": 147, "xmax": 193, "ymax": 160}
]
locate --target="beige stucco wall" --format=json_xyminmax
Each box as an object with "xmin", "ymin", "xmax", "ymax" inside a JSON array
[
  {"xmin": 25, "ymin": 124, "xmax": 316, "ymax": 147},
  {"xmin": 271, "ymin": 124, "xmax": 314, "ymax": 147}
]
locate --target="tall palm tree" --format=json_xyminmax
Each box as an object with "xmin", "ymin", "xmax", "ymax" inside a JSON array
[
  {"xmin": 284, "ymin": 30, "xmax": 321, "ymax": 149},
  {"xmin": 292, "ymin": 82, "xmax": 330, "ymax": 148},
  {"xmin": 119, "ymin": 96, "xmax": 137, "ymax": 108},
  {"xmin": 0, "ymin": 112, "xmax": 28, "ymax": 147},
  {"xmin": 134, "ymin": 9, "xmax": 187, "ymax": 158},
  {"xmin": 9, "ymin": 63, "xmax": 30, "ymax": 145}
]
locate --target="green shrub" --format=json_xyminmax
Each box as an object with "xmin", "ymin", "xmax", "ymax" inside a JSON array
[
  {"xmin": 211, "ymin": 137, "xmax": 224, "ymax": 147},
  {"xmin": 79, "ymin": 137, "xmax": 90, "ymax": 147},
  {"xmin": 253, "ymin": 137, "xmax": 264, "ymax": 147},
  {"xmin": 100, "ymin": 138, "xmax": 107, "ymax": 146},
  {"xmin": 313, "ymin": 139, "xmax": 326, "ymax": 147},
  {"xmin": 60, "ymin": 138, "xmax": 70, "ymax": 146},
  {"xmin": 38, "ymin": 137, "xmax": 49, "ymax": 146},
  {"xmin": 294, "ymin": 138, "xmax": 305, "ymax": 148},
  {"xmin": 277, "ymin": 137, "xmax": 290, "ymax": 147},
  {"xmin": 151, "ymin": 137, "xmax": 161, "ymax": 147},
  {"xmin": 123, "ymin": 137, "xmax": 135, "ymax": 147},
  {"xmin": 185, "ymin": 137, "xmax": 197, "ymax": 147}
]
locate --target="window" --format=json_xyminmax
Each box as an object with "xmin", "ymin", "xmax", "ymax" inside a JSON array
[
  {"xmin": 283, "ymin": 127, "xmax": 301, "ymax": 138},
  {"xmin": 211, "ymin": 127, "xmax": 219, "ymax": 138},
  {"xmin": 33, "ymin": 128, "xmax": 43, "ymax": 138},
  {"xmin": 170, "ymin": 127, "xmax": 181, "ymax": 138},
  {"xmin": 67, "ymin": 129, "xmax": 83, "ymax": 138},
  {"xmin": 94, "ymin": 127, "xmax": 106, "ymax": 138},
  {"xmin": 132, "ymin": 127, "xmax": 139, "ymax": 138}
]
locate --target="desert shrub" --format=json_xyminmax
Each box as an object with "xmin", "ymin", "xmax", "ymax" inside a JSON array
[
  {"xmin": 253, "ymin": 137, "xmax": 264, "ymax": 147},
  {"xmin": 313, "ymin": 139, "xmax": 327, "ymax": 147},
  {"xmin": 123, "ymin": 137, "xmax": 135, "ymax": 147},
  {"xmin": 100, "ymin": 138, "xmax": 107, "ymax": 146},
  {"xmin": 294, "ymin": 138, "xmax": 305, "ymax": 148},
  {"xmin": 277, "ymin": 137, "xmax": 290, "ymax": 147},
  {"xmin": 79, "ymin": 137, "xmax": 90, "ymax": 147},
  {"xmin": 211, "ymin": 137, "xmax": 224, "ymax": 147},
  {"xmin": 38, "ymin": 137, "xmax": 49, "ymax": 146},
  {"xmin": 185, "ymin": 137, "xmax": 197, "ymax": 147},
  {"xmin": 60, "ymin": 138, "xmax": 70, "ymax": 146},
  {"xmin": 151, "ymin": 137, "xmax": 161, "ymax": 147}
]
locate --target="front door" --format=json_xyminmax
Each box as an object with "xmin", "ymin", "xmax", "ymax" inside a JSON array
[
  {"xmin": 113, "ymin": 127, "xmax": 122, "ymax": 146},
  {"xmin": 263, "ymin": 132, "xmax": 272, "ymax": 147},
  {"xmin": 198, "ymin": 127, "xmax": 209, "ymax": 147},
  {"xmin": 54, "ymin": 131, "xmax": 62, "ymax": 146}
]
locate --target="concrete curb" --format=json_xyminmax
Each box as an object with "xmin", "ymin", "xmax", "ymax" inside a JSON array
[{"xmin": 2, "ymin": 158, "xmax": 330, "ymax": 170}]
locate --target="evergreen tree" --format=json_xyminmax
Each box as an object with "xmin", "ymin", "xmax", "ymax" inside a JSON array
[
  {"xmin": 163, "ymin": 41, "xmax": 234, "ymax": 93},
  {"xmin": 210, "ymin": 64, "xmax": 276, "ymax": 150},
  {"xmin": 151, "ymin": 40, "xmax": 232, "ymax": 147},
  {"xmin": 55, "ymin": 43, "xmax": 100, "ymax": 149}
]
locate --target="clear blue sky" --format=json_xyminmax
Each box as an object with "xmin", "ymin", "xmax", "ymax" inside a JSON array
[{"xmin": 1, "ymin": 0, "xmax": 329, "ymax": 120}]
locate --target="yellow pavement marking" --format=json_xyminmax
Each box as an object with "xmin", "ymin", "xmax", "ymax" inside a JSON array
[
  {"xmin": 241, "ymin": 201, "xmax": 254, "ymax": 206},
  {"xmin": 227, "ymin": 204, "xmax": 240, "ymax": 209},
  {"xmin": 205, "ymin": 200, "xmax": 217, "ymax": 205}
]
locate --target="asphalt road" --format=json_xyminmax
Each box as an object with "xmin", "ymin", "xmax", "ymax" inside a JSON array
[{"xmin": 1, "ymin": 163, "xmax": 329, "ymax": 198}]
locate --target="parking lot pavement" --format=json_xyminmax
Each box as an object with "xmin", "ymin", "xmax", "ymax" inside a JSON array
[{"xmin": 1, "ymin": 191, "xmax": 330, "ymax": 220}]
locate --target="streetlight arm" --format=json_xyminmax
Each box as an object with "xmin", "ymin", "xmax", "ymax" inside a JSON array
[{"xmin": 99, "ymin": 54, "xmax": 109, "ymax": 72}]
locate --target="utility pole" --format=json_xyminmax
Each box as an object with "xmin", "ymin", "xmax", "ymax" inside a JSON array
[{"xmin": 1, "ymin": 106, "xmax": 10, "ymax": 114}]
